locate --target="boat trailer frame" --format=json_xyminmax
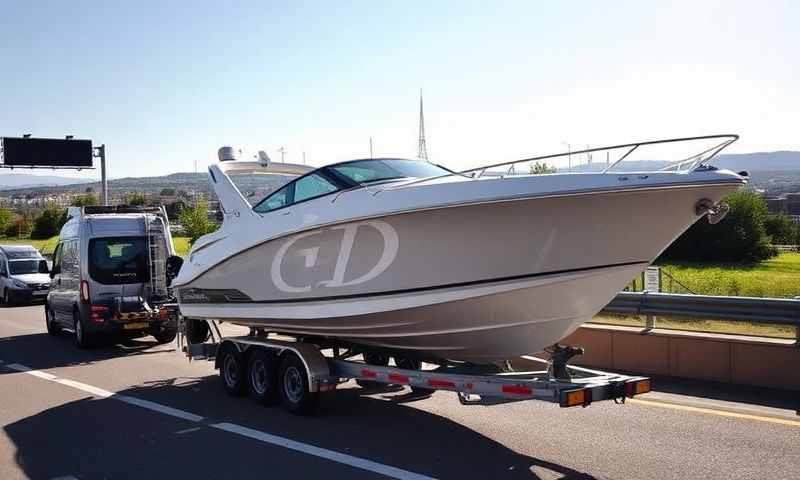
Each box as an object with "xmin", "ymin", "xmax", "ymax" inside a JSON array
[{"xmin": 178, "ymin": 319, "xmax": 651, "ymax": 413}]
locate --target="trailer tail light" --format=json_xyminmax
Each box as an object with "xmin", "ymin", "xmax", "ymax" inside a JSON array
[
  {"xmin": 626, "ymin": 379, "xmax": 651, "ymax": 397},
  {"xmin": 561, "ymin": 388, "xmax": 591, "ymax": 408},
  {"xmin": 80, "ymin": 280, "xmax": 90, "ymax": 303},
  {"xmin": 90, "ymin": 305, "xmax": 108, "ymax": 324},
  {"xmin": 158, "ymin": 308, "xmax": 169, "ymax": 320}
]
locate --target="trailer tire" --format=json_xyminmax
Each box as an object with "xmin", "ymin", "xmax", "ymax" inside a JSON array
[
  {"xmin": 278, "ymin": 352, "xmax": 318, "ymax": 415},
  {"xmin": 153, "ymin": 328, "xmax": 177, "ymax": 344},
  {"xmin": 247, "ymin": 348, "xmax": 278, "ymax": 405},
  {"xmin": 219, "ymin": 343, "xmax": 246, "ymax": 396}
]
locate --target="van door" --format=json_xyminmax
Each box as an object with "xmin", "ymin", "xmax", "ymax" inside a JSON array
[
  {"xmin": 48, "ymin": 242, "xmax": 67, "ymax": 321},
  {"xmin": 0, "ymin": 254, "xmax": 9, "ymax": 302}
]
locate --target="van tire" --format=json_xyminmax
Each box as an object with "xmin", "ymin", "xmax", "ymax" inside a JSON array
[
  {"xmin": 45, "ymin": 305, "xmax": 61, "ymax": 335},
  {"xmin": 153, "ymin": 328, "xmax": 177, "ymax": 344},
  {"xmin": 2, "ymin": 289, "xmax": 11, "ymax": 306},
  {"xmin": 74, "ymin": 309, "xmax": 94, "ymax": 349}
]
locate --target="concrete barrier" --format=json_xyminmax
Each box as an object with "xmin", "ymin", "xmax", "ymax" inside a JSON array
[{"xmin": 559, "ymin": 324, "xmax": 800, "ymax": 391}]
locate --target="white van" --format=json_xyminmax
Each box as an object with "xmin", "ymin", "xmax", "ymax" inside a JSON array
[{"xmin": 45, "ymin": 205, "xmax": 181, "ymax": 348}]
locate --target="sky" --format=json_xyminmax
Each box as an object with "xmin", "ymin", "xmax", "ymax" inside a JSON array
[{"xmin": 0, "ymin": 0, "xmax": 798, "ymax": 180}]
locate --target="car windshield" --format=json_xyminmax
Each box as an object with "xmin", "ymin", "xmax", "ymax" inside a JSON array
[
  {"xmin": 8, "ymin": 260, "xmax": 42, "ymax": 275},
  {"xmin": 88, "ymin": 237, "xmax": 149, "ymax": 284},
  {"xmin": 329, "ymin": 159, "xmax": 451, "ymax": 185}
]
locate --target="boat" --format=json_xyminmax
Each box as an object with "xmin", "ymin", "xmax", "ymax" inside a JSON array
[{"xmin": 172, "ymin": 135, "xmax": 747, "ymax": 363}]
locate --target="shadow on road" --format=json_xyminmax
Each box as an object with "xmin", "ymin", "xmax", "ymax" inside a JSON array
[
  {"xmin": 3, "ymin": 373, "xmax": 599, "ymax": 479},
  {"xmin": 0, "ymin": 331, "xmax": 170, "ymax": 373}
]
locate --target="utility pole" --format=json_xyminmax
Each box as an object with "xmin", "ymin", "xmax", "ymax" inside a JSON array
[
  {"xmin": 369, "ymin": 137, "xmax": 373, "ymax": 159},
  {"xmin": 417, "ymin": 89, "xmax": 429, "ymax": 162},
  {"xmin": 302, "ymin": 151, "xmax": 306, "ymax": 165},
  {"xmin": 278, "ymin": 146, "xmax": 287, "ymax": 163}
]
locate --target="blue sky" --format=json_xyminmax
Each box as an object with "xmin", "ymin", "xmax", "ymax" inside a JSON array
[{"xmin": 1, "ymin": 0, "xmax": 798, "ymax": 179}]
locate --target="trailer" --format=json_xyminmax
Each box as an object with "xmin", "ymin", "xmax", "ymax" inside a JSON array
[{"xmin": 177, "ymin": 318, "xmax": 651, "ymax": 415}]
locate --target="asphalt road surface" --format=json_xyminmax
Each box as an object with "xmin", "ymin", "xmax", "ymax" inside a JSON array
[{"xmin": 1, "ymin": 304, "xmax": 798, "ymax": 480}]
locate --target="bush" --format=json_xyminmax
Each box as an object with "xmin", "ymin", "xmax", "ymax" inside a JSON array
[
  {"xmin": 71, "ymin": 193, "xmax": 98, "ymax": 207},
  {"xmin": 30, "ymin": 206, "xmax": 65, "ymax": 239},
  {"xmin": 125, "ymin": 192, "xmax": 150, "ymax": 206},
  {"xmin": 4, "ymin": 216, "xmax": 31, "ymax": 238},
  {"xmin": 0, "ymin": 208, "xmax": 12, "ymax": 233},
  {"xmin": 764, "ymin": 213, "xmax": 799, "ymax": 245},
  {"xmin": 179, "ymin": 200, "xmax": 219, "ymax": 244},
  {"xmin": 660, "ymin": 190, "xmax": 777, "ymax": 262}
]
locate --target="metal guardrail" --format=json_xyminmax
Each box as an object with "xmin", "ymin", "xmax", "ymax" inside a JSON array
[{"xmin": 601, "ymin": 291, "xmax": 800, "ymax": 343}]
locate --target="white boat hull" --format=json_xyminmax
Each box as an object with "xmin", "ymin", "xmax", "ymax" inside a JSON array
[{"xmin": 176, "ymin": 176, "xmax": 743, "ymax": 362}]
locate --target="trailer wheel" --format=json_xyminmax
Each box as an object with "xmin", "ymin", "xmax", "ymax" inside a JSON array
[
  {"xmin": 278, "ymin": 352, "xmax": 318, "ymax": 415},
  {"xmin": 247, "ymin": 348, "xmax": 278, "ymax": 405},
  {"xmin": 219, "ymin": 343, "xmax": 246, "ymax": 396}
]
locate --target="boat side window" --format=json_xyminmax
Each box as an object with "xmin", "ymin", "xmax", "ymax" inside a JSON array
[
  {"xmin": 255, "ymin": 184, "xmax": 293, "ymax": 213},
  {"xmin": 293, "ymin": 173, "xmax": 339, "ymax": 203}
]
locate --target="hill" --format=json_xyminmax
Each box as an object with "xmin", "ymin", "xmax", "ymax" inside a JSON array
[{"xmin": 0, "ymin": 173, "xmax": 93, "ymax": 190}]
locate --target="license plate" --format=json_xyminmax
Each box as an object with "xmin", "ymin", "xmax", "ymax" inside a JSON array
[{"xmin": 123, "ymin": 322, "xmax": 149, "ymax": 330}]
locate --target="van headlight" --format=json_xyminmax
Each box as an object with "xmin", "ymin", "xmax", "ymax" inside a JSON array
[{"xmin": 10, "ymin": 279, "xmax": 28, "ymax": 289}]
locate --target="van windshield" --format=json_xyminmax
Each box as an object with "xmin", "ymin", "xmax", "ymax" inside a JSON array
[
  {"xmin": 9, "ymin": 260, "xmax": 43, "ymax": 275},
  {"xmin": 88, "ymin": 237, "xmax": 149, "ymax": 284}
]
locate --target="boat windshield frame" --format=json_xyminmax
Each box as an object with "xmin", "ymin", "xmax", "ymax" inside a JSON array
[{"xmin": 251, "ymin": 158, "xmax": 454, "ymax": 214}]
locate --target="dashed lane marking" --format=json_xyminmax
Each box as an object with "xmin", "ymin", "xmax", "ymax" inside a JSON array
[{"xmin": 3, "ymin": 362, "xmax": 437, "ymax": 480}]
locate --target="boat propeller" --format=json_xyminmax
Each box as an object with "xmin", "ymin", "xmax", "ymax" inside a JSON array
[{"xmin": 695, "ymin": 198, "xmax": 730, "ymax": 225}]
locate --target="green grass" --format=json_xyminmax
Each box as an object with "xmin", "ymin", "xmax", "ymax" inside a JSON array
[
  {"xmin": 0, "ymin": 235, "xmax": 59, "ymax": 254},
  {"xmin": 651, "ymin": 253, "xmax": 800, "ymax": 298},
  {"xmin": 0, "ymin": 235, "xmax": 192, "ymax": 258},
  {"xmin": 592, "ymin": 314, "xmax": 797, "ymax": 339}
]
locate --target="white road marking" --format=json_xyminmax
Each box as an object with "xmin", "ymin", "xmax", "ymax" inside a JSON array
[
  {"xmin": 174, "ymin": 426, "xmax": 203, "ymax": 435},
  {"xmin": 116, "ymin": 395, "xmax": 204, "ymax": 422},
  {"xmin": 3, "ymin": 362, "xmax": 437, "ymax": 480},
  {"xmin": 212, "ymin": 422, "xmax": 436, "ymax": 480}
]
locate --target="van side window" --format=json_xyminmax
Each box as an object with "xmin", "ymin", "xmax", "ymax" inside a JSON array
[{"xmin": 52, "ymin": 243, "xmax": 63, "ymax": 272}]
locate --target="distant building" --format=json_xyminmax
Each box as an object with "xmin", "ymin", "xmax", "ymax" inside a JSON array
[{"xmin": 765, "ymin": 193, "xmax": 800, "ymax": 216}]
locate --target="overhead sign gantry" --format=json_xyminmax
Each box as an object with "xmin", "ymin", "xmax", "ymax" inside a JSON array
[{"xmin": 0, "ymin": 136, "xmax": 109, "ymax": 205}]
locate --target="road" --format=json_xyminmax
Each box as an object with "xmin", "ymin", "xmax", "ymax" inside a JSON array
[{"xmin": 1, "ymin": 304, "xmax": 798, "ymax": 480}]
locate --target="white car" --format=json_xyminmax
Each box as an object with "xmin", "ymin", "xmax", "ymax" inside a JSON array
[{"xmin": 0, "ymin": 245, "xmax": 51, "ymax": 305}]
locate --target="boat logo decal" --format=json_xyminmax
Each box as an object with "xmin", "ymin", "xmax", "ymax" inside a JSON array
[{"xmin": 271, "ymin": 220, "xmax": 399, "ymax": 293}]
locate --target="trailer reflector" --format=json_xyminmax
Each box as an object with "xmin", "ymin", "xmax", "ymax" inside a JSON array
[
  {"xmin": 360, "ymin": 369, "xmax": 378, "ymax": 379},
  {"xmin": 501, "ymin": 385, "xmax": 533, "ymax": 395},
  {"xmin": 626, "ymin": 379, "xmax": 651, "ymax": 396},
  {"xmin": 562, "ymin": 389, "xmax": 589, "ymax": 408},
  {"xmin": 427, "ymin": 379, "xmax": 456, "ymax": 388},
  {"xmin": 388, "ymin": 373, "xmax": 409, "ymax": 384}
]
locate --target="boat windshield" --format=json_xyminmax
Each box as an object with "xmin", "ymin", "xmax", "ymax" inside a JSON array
[
  {"xmin": 329, "ymin": 159, "xmax": 451, "ymax": 185},
  {"xmin": 253, "ymin": 158, "xmax": 451, "ymax": 213}
]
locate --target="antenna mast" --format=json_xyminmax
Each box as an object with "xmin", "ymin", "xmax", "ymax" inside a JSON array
[{"xmin": 417, "ymin": 90, "xmax": 429, "ymax": 162}]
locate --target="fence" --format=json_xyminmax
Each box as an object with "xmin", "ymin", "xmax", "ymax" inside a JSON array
[{"xmin": 601, "ymin": 291, "xmax": 800, "ymax": 343}]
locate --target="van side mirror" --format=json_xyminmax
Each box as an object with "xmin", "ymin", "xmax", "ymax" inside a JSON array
[
  {"xmin": 166, "ymin": 255, "xmax": 184, "ymax": 286},
  {"xmin": 39, "ymin": 260, "xmax": 50, "ymax": 274},
  {"xmin": 50, "ymin": 265, "xmax": 61, "ymax": 278}
]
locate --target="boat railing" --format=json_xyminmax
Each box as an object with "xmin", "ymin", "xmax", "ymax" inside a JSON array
[{"xmin": 384, "ymin": 134, "xmax": 739, "ymax": 190}]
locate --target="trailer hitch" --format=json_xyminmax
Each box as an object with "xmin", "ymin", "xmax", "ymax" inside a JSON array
[{"xmin": 546, "ymin": 344, "xmax": 584, "ymax": 381}]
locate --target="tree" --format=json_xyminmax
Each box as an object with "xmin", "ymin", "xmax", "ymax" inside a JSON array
[
  {"xmin": 530, "ymin": 162, "xmax": 557, "ymax": 174},
  {"xmin": 0, "ymin": 207, "xmax": 12, "ymax": 233},
  {"xmin": 660, "ymin": 190, "xmax": 777, "ymax": 262},
  {"xmin": 30, "ymin": 205, "xmax": 65, "ymax": 239},
  {"xmin": 4, "ymin": 216, "xmax": 31, "ymax": 238},
  {"xmin": 85, "ymin": 186, "xmax": 95, "ymax": 193},
  {"xmin": 159, "ymin": 188, "xmax": 176, "ymax": 197},
  {"xmin": 71, "ymin": 193, "xmax": 98, "ymax": 207},
  {"xmin": 764, "ymin": 213, "xmax": 799, "ymax": 245},
  {"xmin": 179, "ymin": 200, "xmax": 219, "ymax": 244},
  {"xmin": 125, "ymin": 192, "xmax": 149, "ymax": 206}
]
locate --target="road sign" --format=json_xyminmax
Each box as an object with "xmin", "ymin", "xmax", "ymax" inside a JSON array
[
  {"xmin": 1, "ymin": 137, "xmax": 93, "ymax": 168},
  {"xmin": 644, "ymin": 266, "xmax": 661, "ymax": 292}
]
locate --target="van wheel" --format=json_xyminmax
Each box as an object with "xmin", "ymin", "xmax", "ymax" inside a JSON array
[
  {"xmin": 74, "ymin": 309, "xmax": 94, "ymax": 349},
  {"xmin": 219, "ymin": 343, "xmax": 246, "ymax": 396},
  {"xmin": 45, "ymin": 305, "xmax": 61, "ymax": 335},
  {"xmin": 278, "ymin": 352, "xmax": 319, "ymax": 415},
  {"xmin": 153, "ymin": 328, "xmax": 177, "ymax": 344},
  {"xmin": 247, "ymin": 348, "xmax": 278, "ymax": 405},
  {"xmin": 2, "ymin": 289, "xmax": 11, "ymax": 306}
]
